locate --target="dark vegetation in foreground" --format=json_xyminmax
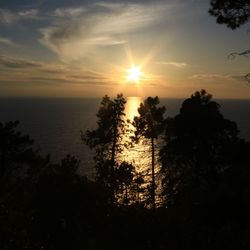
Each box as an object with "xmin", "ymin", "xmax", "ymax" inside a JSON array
[{"xmin": 1, "ymin": 90, "xmax": 250, "ymax": 250}]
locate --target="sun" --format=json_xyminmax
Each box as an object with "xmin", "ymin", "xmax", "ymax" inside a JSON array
[{"xmin": 127, "ymin": 65, "xmax": 142, "ymax": 82}]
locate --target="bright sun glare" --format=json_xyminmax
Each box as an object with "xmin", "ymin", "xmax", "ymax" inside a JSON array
[{"xmin": 127, "ymin": 65, "xmax": 142, "ymax": 82}]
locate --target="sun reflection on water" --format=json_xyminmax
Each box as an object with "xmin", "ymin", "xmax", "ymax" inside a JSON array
[
  {"xmin": 119, "ymin": 97, "xmax": 152, "ymax": 176},
  {"xmin": 125, "ymin": 96, "xmax": 141, "ymax": 121},
  {"xmin": 118, "ymin": 96, "xmax": 162, "ymax": 205}
]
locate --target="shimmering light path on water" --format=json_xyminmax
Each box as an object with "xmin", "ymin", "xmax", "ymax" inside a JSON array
[{"xmin": 0, "ymin": 98, "xmax": 250, "ymax": 180}]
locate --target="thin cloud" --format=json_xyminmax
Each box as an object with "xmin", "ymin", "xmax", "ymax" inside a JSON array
[
  {"xmin": 188, "ymin": 74, "xmax": 233, "ymax": 81},
  {"xmin": 54, "ymin": 7, "xmax": 86, "ymax": 17},
  {"xmin": 0, "ymin": 37, "xmax": 15, "ymax": 46},
  {"xmin": 40, "ymin": 2, "xmax": 169, "ymax": 61},
  {"xmin": 0, "ymin": 8, "xmax": 39, "ymax": 24},
  {"xmin": 18, "ymin": 9, "xmax": 39, "ymax": 18},
  {"xmin": 155, "ymin": 61, "xmax": 188, "ymax": 68},
  {"xmin": 0, "ymin": 54, "xmax": 115, "ymax": 87},
  {"xmin": 0, "ymin": 55, "xmax": 42, "ymax": 68},
  {"xmin": 231, "ymin": 74, "xmax": 250, "ymax": 83}
]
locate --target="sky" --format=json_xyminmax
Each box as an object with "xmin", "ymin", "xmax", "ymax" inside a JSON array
[{"xmin": 0, "ymin": 0, "xmax": 250, "ymax": 98}]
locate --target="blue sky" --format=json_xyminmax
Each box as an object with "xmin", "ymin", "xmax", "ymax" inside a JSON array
[{"xmin": 0, "ymin": 0, "xmax": 250, "ymax": 98}]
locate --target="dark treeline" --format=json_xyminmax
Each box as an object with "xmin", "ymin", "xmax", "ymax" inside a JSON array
[{"xmin": 1, "ymin": 90, "xmax": 250, "ymax": 250}]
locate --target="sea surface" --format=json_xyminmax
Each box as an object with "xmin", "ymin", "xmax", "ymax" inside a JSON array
[{"xmin": 0, "ymin": 97, "xmax": 249, "ymax": 177}]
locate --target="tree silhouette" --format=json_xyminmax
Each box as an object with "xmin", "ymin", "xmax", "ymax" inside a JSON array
[
  {"xmin": 82, "ymin": 94, "xmax": 126, "ymax": 204},
  {"xmin": 160, "ymin": 90, "xmax": 239, "ymax": 206},
  {"xmin": 114, "ymin": 161, "xmax": 134, "ymax": 206},
  {"xmin": 209, "ymin": 0, "xmax": 250, "ymax": 29},
  {"xmin": 0, "ymin": 120, "xmax": 34, "ymax": 183},
  {"xmin": 209, "ymin": 0, "xmax": 250, "ymax": 81},
  {"xmin": 0, "ymin": 111, "xmax": 249, "ymax": 249},
  {"xmin": 132, "ymin": 96, "xmax": 166, "ymax": 209},
  {"xmin": 58, "ymin": 154, "xmax": 80, "ymax": 178}
]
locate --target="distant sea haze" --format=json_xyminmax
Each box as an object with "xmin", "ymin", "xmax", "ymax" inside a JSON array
[{"xmin": 0, "ymin": 97, "xmax": 250, "ymax": 177}]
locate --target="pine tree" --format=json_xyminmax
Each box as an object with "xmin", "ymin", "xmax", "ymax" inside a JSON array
[
  {"xmin": 132, "ymin": 97, "xmax": 166, "ymax": 209},
  {"xmin": 82, "ymin": 94, "xmax": 126, "ymax": 204},
  {"xmin": 160, "ymin": 90, "xmax": 239, "ymax": 206}
]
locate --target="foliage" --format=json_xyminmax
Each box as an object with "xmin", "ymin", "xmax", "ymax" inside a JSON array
[
  {"xmin": 0, "ymin": 120, "xmax": 38, "ymax": 185},
  {"xmin": 114, "ymin": 161, "xmax": 135, "ymax": 205},
  {"xmin": 209, "ymin": 1, "xmax": 250, "ymax": 81},
  {"xmin": 1, "ymin": 91, "xmax": 250, "ymax": 249},
  {"xmin": 132, "ymin": 96, "xmax": 166, "ymax": 208},
  {"xmin": 160, "ymin": 90, "xmax": 240, "ymax": 206},
  {"xmin": 58, "ymin": 154, "xmax": 80, "ymax": 177},
  {"xmin": 114, "ymin": 161, "xmax": 146, "ymax": 206},
  {"xmin": 133, "ymin": 97, "xmax": 166, "ymax": 141},
  {"xmin": 82, "ymin": 94, "xmax": 127, "ymax": 202},
  {"xmin": 209, "ymin": 0, "xmax": 250, "ymax": 29},
  {"xmin": 0, "ymin": 155, "xmax": 108, "ymax": 250}
]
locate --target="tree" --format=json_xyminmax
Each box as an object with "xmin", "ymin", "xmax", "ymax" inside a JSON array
[
  {"xmin": 114, "ymin": 161, "xmax": 135, "ymax": 206},
  {"xmin": 160, "ymin": 90, "xmax": 239, "ymax": 206},
  {"xmin": 59, "ymin": 154, "xmax": 80, "ymax": 177},
  {"xmin": 0, "ymin": 120, "xmax": 34, "ymax": 183},
  {"xmin": 209, "ymin": 0, "xmax": 250, "ymax": 30},
  {"xmin": 82, "ymin": 94, "xmax": 126, "ymax": 203},
  {"xmin": 132, "ymin": 96, "xmax": 166, "ymax": 209},
  {"xmin": 209, "ymin": 1, "xmax": 250, "ymax": 81}
]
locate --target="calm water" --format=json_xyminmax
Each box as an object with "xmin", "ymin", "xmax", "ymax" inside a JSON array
[{"xmin": 0, "ymin": 97, "xmax": 250, "ymax": 177}]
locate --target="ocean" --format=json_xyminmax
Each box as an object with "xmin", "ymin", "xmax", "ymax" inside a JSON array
[{"xmin": 0, "ymin": 97, "xmax": 249, "ymax": 177}]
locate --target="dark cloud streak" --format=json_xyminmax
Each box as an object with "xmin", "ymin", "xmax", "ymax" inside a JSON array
[
  {"xmin": 0, "ymin": 54, "xmax": 115, "ymax": 87},
  {"xmin": 0, "ymin": 55, "xmax": 42, "ymax": 68}
]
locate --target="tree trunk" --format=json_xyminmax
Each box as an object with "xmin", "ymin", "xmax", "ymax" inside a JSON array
[
  {"xmin": 125, "ymin": 185, "xmax": 128, "ymax": 206},
  {"xmin": 110, "ymin": 126, "xmax": 118, "ymax": 204},
  {"xmin": 151, "ymin": 137, "xmax": 156, "ymax": 209}
]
